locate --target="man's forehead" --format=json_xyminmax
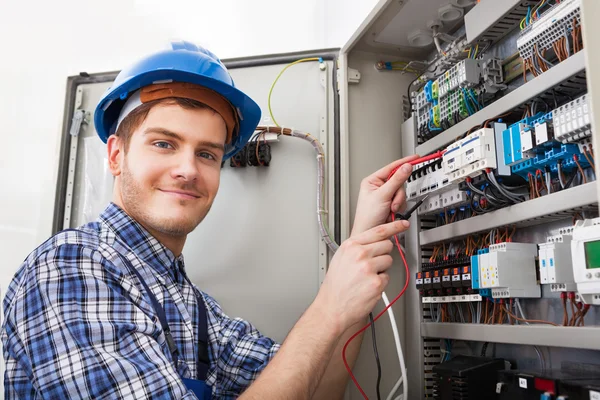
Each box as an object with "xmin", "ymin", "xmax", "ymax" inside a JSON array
[{"xmin": 138, "ymin": 104, "xmax": 227, "ymax": 145}]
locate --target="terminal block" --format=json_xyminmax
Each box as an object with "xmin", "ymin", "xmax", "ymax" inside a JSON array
[
  {"xmin": 552, "ymin": 94, "xmax": 591, "ymax": 143},
  {"xmin": 480, "ymin": 58, "xmax": 507, "ymax": 94},
  {"xmin": 517, "ymin": 0, "xmax": 581, "ymax": 61},
  {"xmin": 436, "ymin": 58, "xmax": 481, "ymax": 99}
]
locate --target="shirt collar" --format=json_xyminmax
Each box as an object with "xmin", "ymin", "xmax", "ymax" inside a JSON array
[{"xmin": 99, "ymin": 202, "xmax": 185, "ymax": 278}]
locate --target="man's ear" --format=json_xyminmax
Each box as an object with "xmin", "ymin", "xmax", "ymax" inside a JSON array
[{"xmin": 107, "ymin": 135, "xmax": 124, "ymax": 176}]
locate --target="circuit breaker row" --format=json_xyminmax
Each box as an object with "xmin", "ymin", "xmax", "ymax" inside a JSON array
[{"xmin": 417, "ymin": 218, "xmax": 600, "ymax": 305}]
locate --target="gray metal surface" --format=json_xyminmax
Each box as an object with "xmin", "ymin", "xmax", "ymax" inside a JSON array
[
  {"xmin": 420, "ymin": 181, "xmax": 598, "ymax": 245},
  {"xmin": 69, "ymin": 82, "xmax": 114, "ymax": 228},
  {"xmin": 416, "ymin": 51, "xmax": 586, "ymax": 155},
  {"xmin": 422, "ymin": 322, "xmax": 600, "ymax": 350},
  {"xmin": 465, "ymin": 0, "xmax": 538, "ymax": 45}
]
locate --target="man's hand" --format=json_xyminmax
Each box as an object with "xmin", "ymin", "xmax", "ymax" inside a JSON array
[
  {"xmin": 351, "ymin": 155, "xmax": 419, "ymax": 236},
  {"xmin": 315, "ymin": 220, "xmax": 411, "ymax": 332}
]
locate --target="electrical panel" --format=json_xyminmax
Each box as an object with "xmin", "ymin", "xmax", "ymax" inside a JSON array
[{"xmin": 340, "ymin": 0, "xmax": 600, "ymax": 396}]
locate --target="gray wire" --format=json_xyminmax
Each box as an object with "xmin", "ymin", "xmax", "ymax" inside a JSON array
[
  {"xmin": 564, "ymin": 25, "xmax": 571, "ymax": 58},
  {"xmin": 488, "ymin": 172, "xmax": 526, "ymax": 202},
  {"xmin": 469, "ymin": 303, "xmax": 476, "ymax": 324},
  {"xmin": 487, "ymin": 172, "xmax": 523, "ymax": 201},
  {"xmin": 457, "ymin": 304, "xmax": 465, "ymax": 323},
  {"xmin": 467, "ymin": 180, "xmax": 486, "ymax": 197},
  {"xmin": 558, "ymin": 162, "xmax": 566, "ymax": 189},
  {"xmin": 536, "ymin": 43, "xmax": 554, "ymax": 68},
  {"xmin": 546, "ymin": 171, "xmax": 552, "ymax": 194},
  {"xmin": 534, "ymin": 346, "xmax": 546, "ymax": 372}
]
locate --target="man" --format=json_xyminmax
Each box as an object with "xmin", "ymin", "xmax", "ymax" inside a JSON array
[{"xmin": 2, "ymin": 41, "xmax": 415, "ymax": 399}]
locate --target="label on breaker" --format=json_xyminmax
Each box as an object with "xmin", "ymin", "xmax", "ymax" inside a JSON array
[
  {"xmin": 443, "ymin": 276, "xmax": 451, "ymax": 282},
  {"xmin": 590, "ymin": 390, "xmax": 600, "ymax": 400},
  {"xmin": 425, "ymin": 278, "xmax": 432, "ymax": 284},
  {"xmin": 416, "ymin": 279, "xmax": 423, "ymax": 285},
  {"xmin": 519, "ymin": 378, "xmax": 528, "ymax": 389},
  {"xmin": 433, "ymin": 277, "xmax": 441, "ymax": 284},
  {"xmin": 462, "ymin": 274, "xmax": 471, "ymax": 280},
  {"xmin": 452, "ymin": 275, "xmax": 461, "ymax": 282}
]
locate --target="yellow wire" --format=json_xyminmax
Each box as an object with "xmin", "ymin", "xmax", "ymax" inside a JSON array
[
  {"xmin": 473, "ymin": 43, "xmax": 479, "ymax": 58},
  {"xmin": 530, "ymin": 0, "xmax": 546, "ymax": 23},
  {"xmin": 268, "ymin": 57, "xmax": 321, "ymax": 127}
]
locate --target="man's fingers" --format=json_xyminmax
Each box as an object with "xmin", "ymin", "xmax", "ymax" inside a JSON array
[
  {"xmin": 354, "ymin": 220, "xmax": 410, "ymax": 245},
  {"xmin": 379, "ymin": 162, "xmax": 413, "ymax": 198},
  {"xmin": 363, "ymin": 239, "xmax": 394, "ymax": 257},
  {"xmin": 371, "ymin": 255, "xmax": 394, "ymax": 274},
  {"xmin": 370, "ymin": 154, "xmax": 420, "ymax": 182},
  {"xmin": 391, "ymin": 188, "xmax": 407, "ymax": 213}
]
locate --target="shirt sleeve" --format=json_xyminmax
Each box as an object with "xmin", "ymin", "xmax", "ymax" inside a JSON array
[
  {"xmin": 2, "ymin": 244, "xmax": 197, "ymax": 400},
  {"xmin": 201, "ymin": 292, "xmax": 280, "ymax": 398}
]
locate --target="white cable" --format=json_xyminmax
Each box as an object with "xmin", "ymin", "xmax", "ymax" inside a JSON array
[
  {"xmin": 382, "ymin": 291, "xmax": 407, "ymax": 400},
  {"xmin": 515, "ymin": 299, "xmax": 530, "ymax": 325}
]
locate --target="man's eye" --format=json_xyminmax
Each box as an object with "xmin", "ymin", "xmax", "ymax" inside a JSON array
[
  {"xmin": 154, "ymin": 142, "xmax": 173, "ymax": 149},
  {"xmin": 198, "ymin": 152, "xmax": 216, "ymax": 160}
]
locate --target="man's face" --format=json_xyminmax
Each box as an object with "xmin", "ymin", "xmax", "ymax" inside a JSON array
[{"xmin": 109, "ymin": 103, "xmax": 227, "ymax": 237}]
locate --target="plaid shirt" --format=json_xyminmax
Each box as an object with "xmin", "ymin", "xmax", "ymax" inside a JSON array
[{"xmin": 2, "ymin": 203, "xmax": 280, "ymax": 399}]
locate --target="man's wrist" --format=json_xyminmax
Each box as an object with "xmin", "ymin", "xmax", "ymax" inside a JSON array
[{"xmin": 311, "ymin": 294, "xmax": 345, "ymax": 339}]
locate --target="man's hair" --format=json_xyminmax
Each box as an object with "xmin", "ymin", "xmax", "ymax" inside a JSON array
[{"xmin": 115, "ymin": 98, "xmax": 213, "ymax": 151}]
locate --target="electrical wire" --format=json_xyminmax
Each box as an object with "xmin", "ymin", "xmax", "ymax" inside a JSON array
[
  {"xmin": 256, "ymin": 126, "xmax": 338, "ymax": 252},
  {"xmin": 573, "ymin": 155, "xmax": 587, "ymax": 184},
  {"xmin": 504, "ymin": 304, "xmax": 559, "ymax": 326},
  {"xmin": 268, "ymin": 58, "xmax": 322, "ymax": 127},
  {"xmin": 369, "ymin": 312, "xmax": 382, "ymax": 400}
]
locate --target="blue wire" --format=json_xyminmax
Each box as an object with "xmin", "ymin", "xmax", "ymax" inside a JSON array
[
  {"xmin": 462, "ymin": 89, "xmax": 474, "ymax": 115},
  {"xmin": 525, "ymin": 6, "xmax": 531, "ymax": 26},
  {"xmin": 468, "ymin": 89, "xmax": 481, "ymax": 110}
]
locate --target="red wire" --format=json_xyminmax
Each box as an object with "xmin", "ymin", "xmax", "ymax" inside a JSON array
[
  {"xmin": 341, "ymin": 158, "xmax": 426, "ymax": 399},
  {"xmin": 341, "ymin": 230, "xmax": 409, "ymax": 399},
  {"xmin": 389, "ymin": 150, "xmax": 446, "ymax": 177}
]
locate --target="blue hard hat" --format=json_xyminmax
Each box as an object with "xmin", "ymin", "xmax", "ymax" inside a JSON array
[{"xmin": 94, "ymin": 40, "xmax": 261, "ymax": 159}]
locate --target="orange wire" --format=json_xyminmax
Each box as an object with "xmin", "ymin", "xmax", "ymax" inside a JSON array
[{"xmin": 583, "ymin": 148, "xmax": 595, "ymax": 174}]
